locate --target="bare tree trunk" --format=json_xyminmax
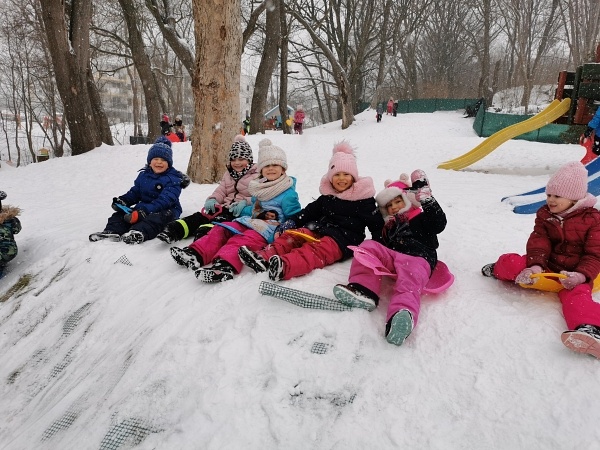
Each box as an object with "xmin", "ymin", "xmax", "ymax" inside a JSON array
[
  {"xmin": 250, "ymin": 0, "xmax": 281, "ymax": 135},
  {"xmin": 279, "ymin": 0, "xmax": 292, "ymax": 135},
  {"xmin": 39, "ymin": 0, "xmax": 113, "ymax": 155},
  {"xmin": 119, "ymin": 0, "xmax": 163, "ymax": 140},
  {"xmin": 189, "ymin": 0, "xmax": 241, "ymax": 183}
]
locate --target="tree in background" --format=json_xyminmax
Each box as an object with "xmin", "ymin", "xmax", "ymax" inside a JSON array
[
  {"xmin": 188, "ymin": 0, "xmax": 242, "ymax": 183},
  {"xmin": 39, "ymin": 0, "xmax": 113, "ymax": 155}
]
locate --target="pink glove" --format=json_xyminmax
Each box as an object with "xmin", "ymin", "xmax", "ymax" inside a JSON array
[
  {"xmin": 559, "ymin": 271, "xmax": 586, "ymax": 290},
  {"xmin": 515, "ymin": 265, "xmax": 543, "ymax": 285},
  {"xmin": 410, "ymin": 169, "xmax": 432, "ymax": 204}
]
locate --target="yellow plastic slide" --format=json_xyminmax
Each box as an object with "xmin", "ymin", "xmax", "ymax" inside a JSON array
[{"xmin": 438, "ymin": 98, "xmax": 571, "ymax": 170}]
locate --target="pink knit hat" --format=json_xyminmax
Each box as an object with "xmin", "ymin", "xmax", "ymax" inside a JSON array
[
  {"xmin": 545, "ymin": 161, "xmax": 588, "ymax": 201},
  {"xmin": 326, "ymin": 141, "xmax": 359, "ymax": 182}
]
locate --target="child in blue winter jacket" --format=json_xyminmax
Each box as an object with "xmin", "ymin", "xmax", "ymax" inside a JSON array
[
  {"xmin": 0, "ymin": 191, "xmax": 21, "ymax": 279},
  {"xmin": 89, "ymin": 137, "xmax": 185, "ymax": 244},
  {"xmin": 583, "ymin": 107, "xmax": 600, "ymax": 155}
]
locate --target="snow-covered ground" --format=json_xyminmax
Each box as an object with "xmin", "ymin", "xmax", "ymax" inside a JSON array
[{"xmin": 1, "ymin": 109, "xmax": 598, "ymax": 449}]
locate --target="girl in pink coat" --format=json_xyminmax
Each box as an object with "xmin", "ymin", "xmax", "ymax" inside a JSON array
[
  {"xmin": 157, "ymin": 135, "xmax": 259, "ymax": 243},
  {"xmin": 387, "ymin": 98, "xmax": 394, "ymax": 115},
  {"xmin": 482, "ymin": 161, "xmax": 600, "ymax": 359},
  {"xmin": 333, "ymin": 170, "xmax": 447, "ymax": 346}
]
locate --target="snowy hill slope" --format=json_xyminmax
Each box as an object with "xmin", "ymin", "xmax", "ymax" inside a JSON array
[{"xmin": 1, "ymin": 110, "xmax": 599, "ymax": 449}]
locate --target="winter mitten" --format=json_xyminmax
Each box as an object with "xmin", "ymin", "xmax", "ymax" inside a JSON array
[
  {"xmin": 515, "ymin": 265, "xmax": 543, "ymax": 285},
  {"xmin": 410, "ymin": 169, "xmax": 430, "ymax": 190},
  {"xmin": 229, "ymin": 200, "xmax": 247, "ymax": 217},
  {"xmin": 180, "ymin": 172, "xmax": 191, "ymax": 189},
  {"xmin": 111, "ymin": 197, "xmax": 128, "ymax": 212},
  {"xmin": 415, "ymin": 186, "xmax": 432, "ymax": 203},
  {"xmin": 124, "ymin": 209, "xmax": 147, "ymax": 224},
  {"xmin": 204, "ymin": 198, "xmax": 218, "ymax": 214},
  {"xmin": 0, "ymin": 191, "xmax": 6, "ymax": 201},
  {"xmin": 584, "ymin": 126, "xmax": 593, "ymax": 138},
  {"xmin": 559, "ymin": 271, "xmax": 587, "ymax": 290},
  {"xmin": 275, "ymin": 219, "xmax": 296, "ymax": 235}
]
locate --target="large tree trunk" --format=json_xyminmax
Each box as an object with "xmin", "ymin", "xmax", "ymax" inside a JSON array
[
  {"xmin": 39, "ymin": 0, "xmax": 113, "ymax": 155},
  {"xmin": 189, "ymin": 0, "xmax": 241, "ymax": 183},
  {"xmin": 250, "ymin": 0, "xmax": 280, "ymax": 135},
  {"xmin": 119, "ymin": 0, "xmax": 163, "ymax": 140}
]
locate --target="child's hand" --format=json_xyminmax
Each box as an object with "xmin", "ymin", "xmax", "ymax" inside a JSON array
[
  {"xmin": 204, "ymin": 198, "xmax": 218, "ymax": 214},
  {"xmin": 515, "ymin": 265, "xmax": 543, "ymax": 284},
  {"xmin": 229, "ymin": 200, "xmax": 247, "ymax": 217},
  {"xmin": 559, "ymin": 271, "xmax": 586, "ymax": 290},
  {"xmin": 111, "ymin": 197, "xmax": 128, "ymax": 212},
  {"xmin": 124, "ymin": 209, "xmax": 147, "ymax": 224}
]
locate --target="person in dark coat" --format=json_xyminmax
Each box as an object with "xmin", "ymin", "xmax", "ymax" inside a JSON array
[
  {"xmin": 239, "ymin": 141, "xmax": 384, "ymax": 282},
  {"xmin": 0, "ymin": 191, "xmax": 21, "ymax": 278}
]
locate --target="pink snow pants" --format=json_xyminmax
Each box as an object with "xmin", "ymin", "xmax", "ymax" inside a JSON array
[
  {"xmin": 257, "ymin": 228, "xmax": 343, "ymax": 280},
  {"xmin": 347, "ymin": 240, "xmax": 431, "ymax": 324},
  {"xmin": 188, "ymin": 222, "xmax": 267, "ymax": 274},
  {"xmin": 493, "ymin": 253, "xmax": 600, "ymax": 329}
]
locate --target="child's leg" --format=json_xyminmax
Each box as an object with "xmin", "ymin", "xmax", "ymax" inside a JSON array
[
  {"xmin": 347, "ymin": 240, "xmax": 393, "ymax": 296},
  {"xmin": 492, "ymin": 253, "xmax": 527, "ymax": 281},
  {"xmin": 259, "ymin": 228, "xmax": 314, "ymax": 259},
  {"xmin": 386, "ymin": 253, "xmax": 431, "ymax": 325},
  {"xmin": 278, "ymin": 237, "xmax": 343, "ymax": 280},
  {"xmin": 105, "ymin": 212, "xmax": 130, "ymax": 235},
  {"xmin": 188, "ymin": 222, "xmax": 245, "ymax": 265},
  {"xmin": 214, "ymin": 228, "xmax": 268, "ymax": 273},
  {"xmin": 558, "ymin": 284, "xmax": 600, "ymax": 329},
  {"xmin": 131, "ymin": 210, "xmax": 176, "ymax": 241}
]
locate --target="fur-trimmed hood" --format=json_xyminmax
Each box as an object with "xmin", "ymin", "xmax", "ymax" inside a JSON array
[{"xmin": 0, "ymin": 205, "xmax": 21, "ymax": 224}]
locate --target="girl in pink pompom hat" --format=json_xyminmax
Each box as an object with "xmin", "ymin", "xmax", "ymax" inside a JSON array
[
  {"xmin": 482, "ymin": 161, "xmax": 600, "ymax": 359},
  {"xmin": 238, "ymin": 140, "xmax": 384, "ymax": 282}
]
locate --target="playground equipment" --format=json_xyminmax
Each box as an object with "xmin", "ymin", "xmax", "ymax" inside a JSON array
[
  {"xmin": 439, "ymin": 46, "xmax": 600, "ymax": 171},
  {"xmin": 438, "ymin": 99, "xmax": 571, "ymax": 170}
]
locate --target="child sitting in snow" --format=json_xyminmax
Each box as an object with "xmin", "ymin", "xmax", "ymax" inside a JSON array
[
  {"xmin": 481, "ymin": 161, "xmax": 600, "ymax": 359},
  {"xmin": 157, "ymin": 135, "xmax": 259, "ymax": 243},
  {"xmin": 0, "ymin": 191, "xmax": 22, "ymax": 279},
  {"xmin": 238, "ymin": 141, "xmax": 384, "ymax": 282},
  {"xmin": 333, "ymin": 170, "xmax": 447, "ymax": 346},
  {"xmin": 89, "ymin": 137, "xmax": 185, "ymax": 244},
  {"xmin": 170, "ymin": 139, "xmax": 301, "ymax": 282}
]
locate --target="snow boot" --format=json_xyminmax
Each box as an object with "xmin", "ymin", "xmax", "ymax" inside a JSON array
[
  {"xmin": 332, "ymin": 283, "xmax": 378, "ymax": 311},
  {"xmin": 89, "ymin": 230, "xmax": 121, "ymax": 242},
  {"xmin": 121, "ymin": 230, "xmax": 144, "ymax": 245},
  {"xmin": 561, "ymin": 324, "xmax": 600, "ymax": 359},
  {"xmin": 385, "ymin": 309, "xmax": 414, "ymax": 346},
  {"xmin": 157, "ymin": 223, "xmax": 182, "ymax": 244},
  {"xmin": 238, "ymin": 246, "xmax": 269, "ymax": 273},
  {"xmin": 170, "ymin": 246, "xmax": 203, "ymax": 270},
  {"xmin": 481, "ymin": 263, "xmax": 496, "ymax": 278},
  {"xmin": 195, "ymin": 259, "xmax": 234, "ymax": 282},
  {"xmin": 268, "ymin": 255, "xmax": 285, "ymax": 281}
]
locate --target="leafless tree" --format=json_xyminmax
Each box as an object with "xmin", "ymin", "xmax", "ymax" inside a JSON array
[
  {"xmin": 558, "ymin": 0, "xmax": 600, "ymax": 67},
  {"xmin": 250, "ymin": 0, "xmax": 281, "ymax": 135},
  {"xmin": 39, "ymin": 0, "xmax": 113, "ymax": 155}
]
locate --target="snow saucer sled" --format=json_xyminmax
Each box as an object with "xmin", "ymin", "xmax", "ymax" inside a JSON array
[
  {"xmin": 519, "ymin": 272, "xmax": 600, "ymax": 293},
  {"xmin": 347, "ymin": 246, "xmax": 455, "ymax": 294}
]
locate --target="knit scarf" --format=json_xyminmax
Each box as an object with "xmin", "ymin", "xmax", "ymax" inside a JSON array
[
  {"xmin": 249, "ymin": 175, "xmax": 294, "ymax": 201},
  {"xmin": 228, "ymin": 163, "xmax": 254, "ymax": 181},
  {"xmin": 318, "ymin": 175, "xmax": 376, "ymax": 200}
]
